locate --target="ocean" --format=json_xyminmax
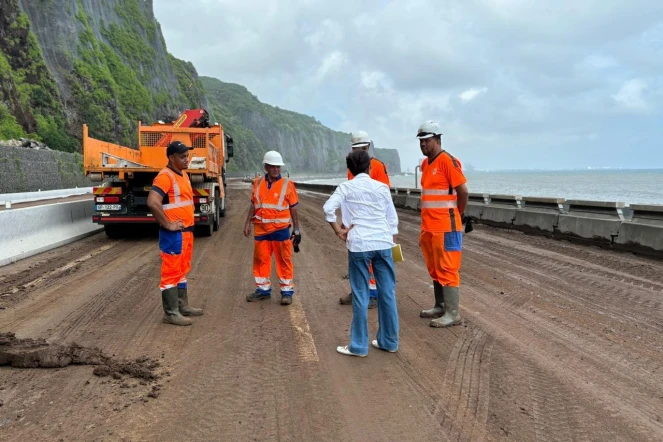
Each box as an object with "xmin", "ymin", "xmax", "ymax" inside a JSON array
[{"xmin": 300, "ymin": 169, "xmax": 663, "ymax": 206}]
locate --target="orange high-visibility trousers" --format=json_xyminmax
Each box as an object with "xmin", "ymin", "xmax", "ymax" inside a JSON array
[
  {"xmin": 253, "ymin": 239, "xmax": 294, "ymax": 296},
  {"xmin": 159, "ymin": 230, "xmax": 193, "ymax": 291},
  {"xmin": 419, "ymin": 231, "xmax": 462, "ymax": 287}
]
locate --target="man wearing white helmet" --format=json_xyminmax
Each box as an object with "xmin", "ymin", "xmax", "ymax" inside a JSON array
[
  {"xmin": 416, "ymin": 121, "xmax": 469, "ymax": 327},
  {"xmin": 243, "ymin": 151, "xmax": 301, "ymax": 306},
  {"xmin": 338, "ymin": 130, "xmax": 391, "ymax": 309}
]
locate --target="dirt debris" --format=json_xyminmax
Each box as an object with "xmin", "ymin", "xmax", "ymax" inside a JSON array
[{"xmin": 0, "ymin": 332, "xmax": 160, "ymax": 382}]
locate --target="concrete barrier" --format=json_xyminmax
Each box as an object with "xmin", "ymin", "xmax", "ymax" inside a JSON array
[
  {"xmin": 615, "ymin": 204, "xmax": 663, "ymax": 254},
  {"xmin": 480, "ymin": 194, "xmax": 522, "ymax": 228},
  {"xmin": 515, "ymin": 197, "xmax": 566, "ymax": 236},
  {"xmin": 556, "ymin": 200, "xmax": 626, "ymax": 246},
  {"xmin": 293, "ymin": 182, "xmax": 337, "ymax": 195},
  {"xmin": 0, "ymin": 187, "xmax": 93, "ymax": 205},
  {"xmin": 465, "ymin": 193, "xmax": 488, "ymax": 220},
  {"xmin": 393, "ymin": 194, "xmax": 407, "ymax": 209},
  {"xmin": 0, "ymin": 200, "xmax": 102, "ymax": 267},
  {"xmin": 295, "ymin": 179, "xmax": 661, "ymax": 258}
]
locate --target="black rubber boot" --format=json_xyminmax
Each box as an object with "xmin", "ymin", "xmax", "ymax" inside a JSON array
[
  {"xmin": 339, "ymin": 292, "xmax": 353, "ymax": 305},
  {"xmin": 430, "ymin": 286, "xmax": 461, "ymax": 328},
  {"xmin": 178, "ymin": 288, "xmax": 203, "ymax": 316},
  {"xmin": 162, "ymin": 288, "xmax": 192, "ymax": 326},
  {"xmin": 420, "ymin": 281, "xmax": 445, "ymax": 318},
  {"xmin": 246, "ymin": 291, "xmax": 271, "ymax": 302}
]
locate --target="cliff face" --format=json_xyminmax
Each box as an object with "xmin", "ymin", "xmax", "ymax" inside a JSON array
[
  {"xmin": 201, "ymin": 77, "xmax": 402, "ymax": 174},
  {"xmin": 0, "ymin": 0, "xmax": 206, "ymax": 150},
  {"xmin": 0, "ymin": 0, "xmax": 401, "ymax": 176},
  {"xmin": 202, "ymin": 77, "xmax": 349, "ymax": 173},
  {"xmin": 374, "ymin": 148, "xmax": 401, "ymax": 175}
]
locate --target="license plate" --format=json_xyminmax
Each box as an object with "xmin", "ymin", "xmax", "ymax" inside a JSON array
[
  {"xmin": 96, "ymin": 204, "xmax": 121, "ymax": 211},
  {"xmin": 199, "ymin": 204, "xmax": 210, "ymax": 213}
]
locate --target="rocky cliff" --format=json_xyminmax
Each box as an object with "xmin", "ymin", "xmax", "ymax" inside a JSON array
[
  {"xmin": 202, "ymin": 77, "xmax": 401, "ymax": 174},
  {"xmin": 374, "ymin": 148, "xmax": 401, "ymax": 175},
  {"xmin": 0, "ymin": 0, "xmax": 206, "ymax": 150},
  {"xmin": 0, "ymin": 0, "xmax": 401, "ymax": 179}
]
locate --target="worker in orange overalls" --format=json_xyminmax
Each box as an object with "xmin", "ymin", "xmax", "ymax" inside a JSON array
[
  {"xmin": 416, "ymin": 121, "xmax": 469, "ymax": 327},
  {"xmin": 339, "ymin": 131, "xmax": 391, "ymax": 309},
  {"xmin": 147, "ymin": 141, "xmax": 204, "ymax": 326},
  {"xmin": 243, "ymin": 151, "xmax": 301, "ymax": 306}
]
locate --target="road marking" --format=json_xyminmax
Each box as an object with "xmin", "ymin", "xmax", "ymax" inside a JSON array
[
  {"xmin": 1, "ymin": 243, "xmax": 117, "ymax": 295},
  {"xmin": 289, "ymin": 297, "xmax": 319, "ymax": 362}
]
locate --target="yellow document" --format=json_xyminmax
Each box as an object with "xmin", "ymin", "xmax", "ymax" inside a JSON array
[{"xmin": 391, "ymin": 244, "xmax": 404, "ymax": 262}]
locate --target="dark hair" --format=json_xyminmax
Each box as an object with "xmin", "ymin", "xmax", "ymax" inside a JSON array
[{"xmin": 346, "ymin": 150, "xmax": 370, "ymax": 176}]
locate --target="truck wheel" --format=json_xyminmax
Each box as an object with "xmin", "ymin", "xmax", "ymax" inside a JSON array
[
  {"xmin": 196, "ymin": 223, "xmax": 213, "ymax": 237},
  {"xmin": 104, "ymin": 225, "xmax": 123, "ymax": 239},
  {"xmin": 213, "ymin": 192, "xmax": 220, "ymax": 231}
]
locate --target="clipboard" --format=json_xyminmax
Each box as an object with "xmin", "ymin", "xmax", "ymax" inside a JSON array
[{"xmin": 391, "ymin": 244, "xmax": 404, "ymax": 262}]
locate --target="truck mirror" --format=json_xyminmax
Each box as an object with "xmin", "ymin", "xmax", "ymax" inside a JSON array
[{"xmin": 226, "ymin": 137, "xmax": 234, "ymax": 163}]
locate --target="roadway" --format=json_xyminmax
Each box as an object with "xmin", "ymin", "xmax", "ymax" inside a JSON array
[{"xmin": 0, "ymin": 182, "xmax": 661, "ymax": 441}]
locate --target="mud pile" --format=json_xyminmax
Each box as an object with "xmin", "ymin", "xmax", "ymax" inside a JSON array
[{"xmin": 0, "ymin": 332, "xmax": 160, "ymax": 381}]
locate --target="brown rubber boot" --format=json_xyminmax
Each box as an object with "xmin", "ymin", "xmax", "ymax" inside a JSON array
[
  {"xmin": 162, "ymin": 288, "xmax": 192, "ymax": 326},
  {"xmin": 339, "ymin": 292, "xmax": 353, "ymax": 305},
  {"xmin": 430, "ymin": 286, "xmax": 461, "ymax": 328},
  {"xmin": 420, "ymin": 282, "xmax": 445, "ymax": 318},
  {"xmin": 178, "ymin": 288, "xmax": 203, "ymax": 316}
]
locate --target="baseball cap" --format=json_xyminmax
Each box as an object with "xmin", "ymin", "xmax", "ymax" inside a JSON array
[{"xmin": 166, "ymin": 141, "xmax": 193, "ymax": 156}]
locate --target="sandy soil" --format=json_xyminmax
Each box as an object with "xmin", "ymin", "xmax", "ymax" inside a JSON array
[{"xmin": 0, "ymin": 182, "xmax": 661, "ymax": 441}]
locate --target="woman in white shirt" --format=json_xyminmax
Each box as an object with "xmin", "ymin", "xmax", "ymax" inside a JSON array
[{"xmin": 323, "ymin": 150, "xmax": 400, "ymax": 357}]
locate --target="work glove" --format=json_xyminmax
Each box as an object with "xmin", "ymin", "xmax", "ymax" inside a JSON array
[
  {"xmin": 291, "ymin": 228, "xmax": 302, "ymax": 252},
  {"xmin": 462, "ymin": 214, "xmax": 474, "ymax": 234}
]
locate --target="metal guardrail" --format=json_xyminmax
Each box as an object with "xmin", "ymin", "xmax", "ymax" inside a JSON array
[{"xmin": 0, "ymin": 187, "xmax": 93, "ymax": 208}]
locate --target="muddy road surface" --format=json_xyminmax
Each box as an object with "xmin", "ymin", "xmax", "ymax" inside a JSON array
[{"xmin": 0, "ymin": 182, "xmax": 661, "ymax": 441}]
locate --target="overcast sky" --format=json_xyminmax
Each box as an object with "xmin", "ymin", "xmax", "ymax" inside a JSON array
[{"xmin": 154, "ymin": 0, "xmax": 663, "ymax": 171}]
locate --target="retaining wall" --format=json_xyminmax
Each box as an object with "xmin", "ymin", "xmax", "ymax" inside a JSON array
[
  {"xmin": 0, "ymin": 199, "xmax": 102, "ymax": 267},
  {"xmin": 0, "ymin": 145, "xmax": 92, "ymax": 193},
  {"xmin": 294, "ymin": 181, "xmax": 663, "ymax": 257}
]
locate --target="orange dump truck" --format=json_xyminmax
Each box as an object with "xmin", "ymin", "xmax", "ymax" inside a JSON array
[{"xmin": 83, "ymin": 109, "xmax": 234, "ymax": 237}]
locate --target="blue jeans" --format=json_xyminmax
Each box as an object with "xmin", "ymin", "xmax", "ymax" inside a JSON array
[{"xmin": 348, "ymin": 249, "xmax": 399, "ymax": 355}]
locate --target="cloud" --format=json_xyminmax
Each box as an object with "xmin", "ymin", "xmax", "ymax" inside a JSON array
[
  {"xmin": 154, "ymin": 0, "xmax": 663, "ymax": 170},
  {"xmin": 612, "ymin": 79, "xmax": 649, "ymax": 112},
  {"xmin": 459, "ymin": 87, "xmax": 488, "ymax": 103},
  {"xmin": 312, "ymin": 51, "xmax": 348, "ymax": 84}
]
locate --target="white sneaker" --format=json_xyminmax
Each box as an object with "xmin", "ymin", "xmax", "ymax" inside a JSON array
[
  {"xmin": 371, "ymin": 340, "xmax": 397, "ymax": 353},
  {"xmin": 336, "ymin": 345, "xmax": 367, "ymax": 357}
]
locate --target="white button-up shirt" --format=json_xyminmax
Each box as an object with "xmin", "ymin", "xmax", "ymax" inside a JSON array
[{"xmin": 323, "ymin": 173, "xmax": 399, "ymax": 252}]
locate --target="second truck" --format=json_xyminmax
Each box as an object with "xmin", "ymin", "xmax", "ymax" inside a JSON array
[{"xmin": 83, "ymin": 109, "xmax": 234, "ymax": 237}]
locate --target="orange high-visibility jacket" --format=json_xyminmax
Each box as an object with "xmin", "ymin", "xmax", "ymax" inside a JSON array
[
  {"xmin": 152, "ymin": 167, "xmax": 194, "ymax": 228},
  {"xmin": 347, "ymin": 157, "xmax": 391, "ymax": 187},
  {"xmin": 251, "ymin": 175, "xmax": 299, "ymax": 235},
  {"xmin": 420, "ymin": 151, "xmax": 466, "ymax": 233}
]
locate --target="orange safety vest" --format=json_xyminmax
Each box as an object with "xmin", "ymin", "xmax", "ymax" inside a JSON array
[
  {"xmin": 155, "ymin": 167, "xmax": 195, "ymax": 227},
  {"xmin": 347, "ymin": 157, "xmax": 391, "ymax": 187},
  {"xmin": 252, "ymin": 176, "xmax": 293, "ymax": 235},
  {"xmin": 420, "ymin": 152, "xmax": 465, "ymax": 233}
]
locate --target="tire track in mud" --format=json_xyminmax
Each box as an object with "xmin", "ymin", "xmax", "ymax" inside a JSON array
[
  {"xmin": 460, "ymin": 272, "xmax": 663, "ymax": 441},
  {"xmin": 107, "ymin": 187, "xmax": 349, "ymax": 442},
  {"xmin": 2, "ymin": 185, "xmax": 663, "ymax": 441},
  {"xmin": 432, "ymin": 327, "xmax": 493, "ymax": 442}
]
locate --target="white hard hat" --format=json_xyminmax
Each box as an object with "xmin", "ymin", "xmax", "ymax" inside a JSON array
[
  {"xmin": 416, "ymin": 121, "xmax": 442, "ymax": 139},
  {"xmin": 262, "ymin": 150, "xmax": 285, "ymax": 166},
  {"xmin": 351, "ymin": 130, "xmax": 371, "ymax": 148}
]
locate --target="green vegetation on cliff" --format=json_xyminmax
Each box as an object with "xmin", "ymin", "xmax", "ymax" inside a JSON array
[
  {"xmin": 71, "ymin": 0, "xmax": 207, "ymax": 147},
  {"xmin": 0, "ymin": 3, "xmax": 78, "ymax": 150},
  {"xmin": 201, "ymin": 76, "xmax": 349, "ymax": 173}
]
